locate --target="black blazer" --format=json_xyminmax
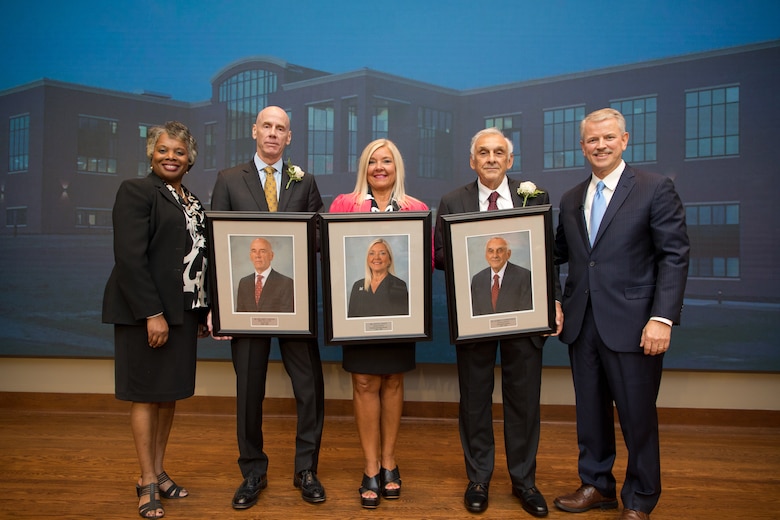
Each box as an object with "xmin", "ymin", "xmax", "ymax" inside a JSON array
[
  {"xmin": 211, "ymin": 160, "xmax": 324, "ymax": 213},
  {"xmin": 103, "ymin": 173, "xmax": 205, "ymax": 326},
  {"xmin": 470, "ymin": 261, "xmax": 532, "ymax": 316},
  {"xmin": 235, "ymin": 269, "xmax": 295, "ymax": 312},
  {"xmin": 347, "ymin": 273, "xmax": 409, "ymax": 318}
]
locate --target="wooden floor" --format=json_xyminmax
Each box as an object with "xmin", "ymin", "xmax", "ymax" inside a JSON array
[{"xmin": 1, "ymin": 393, "xmax": 779, "ymax": 520}]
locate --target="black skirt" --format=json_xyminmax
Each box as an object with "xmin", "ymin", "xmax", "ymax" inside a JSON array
[
  {"xmin": 114, "ymin": 310, "xmax": 199, "ymax": 402},
  {"xmin": 342, "ymin": 342, "xmax": 416, "ymax": 375}
]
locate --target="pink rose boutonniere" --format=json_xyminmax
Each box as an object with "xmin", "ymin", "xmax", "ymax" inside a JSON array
[
  {"xmin": 517, "ymin": 181, "xmax": 544, "ymax": 207},
  {"xmin": 285, "ymin": 163, "xmax": 305, "ymax": 189}
]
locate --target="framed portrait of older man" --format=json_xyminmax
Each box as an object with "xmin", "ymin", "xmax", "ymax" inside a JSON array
[
  {"xmin": 320, "ymin": 211, "xmax": 432, "ymax": 345},
  {"xmin": 440, "ymin": 205, "xmax": 556, "ymax": 344},
  {"xmin": 206, "ymin": 211, "xmax": 318, "ymax": 337}
]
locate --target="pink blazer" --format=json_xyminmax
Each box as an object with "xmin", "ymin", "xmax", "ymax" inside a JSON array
[
  {"xmin": 328, "ymin": 193, "xmax": 428, "ymax": 213},
  {"xmin": 328, "ymin": 193, "xmax": 433, "ymax": 268}
]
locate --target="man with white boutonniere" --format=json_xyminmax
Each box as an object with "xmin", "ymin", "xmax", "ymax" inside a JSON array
[
  {"xmin": 434, "ymin": 127, "xmax": 564, "ymax": 518},
  {"xmin": 210, "ymin": 106, "xmax": 327, "ymax": 509}
]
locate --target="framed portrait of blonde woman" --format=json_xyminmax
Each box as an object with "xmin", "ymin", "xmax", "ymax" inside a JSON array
[{"xmin": 320, "ymin": 211, "xmax": 432, "ymax": 345}]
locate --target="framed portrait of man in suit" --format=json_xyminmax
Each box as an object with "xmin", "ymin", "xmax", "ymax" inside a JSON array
[
  {"xmin": 207, "ymin": 211, "xmax": 318, "ymax": 337},
  {"xmin": 319, "ymin": 211, "xmax": 432, "ymax": 345},
  {"xmin": 440, "ymin": 205, "xmax": 556, "ymax": 343}
]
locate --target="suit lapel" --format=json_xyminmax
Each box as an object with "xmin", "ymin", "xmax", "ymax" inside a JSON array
[
  {"xmin": 507, "ymin": 177, "xmax": 550, "ymax": 208},
  {"xmin": 462, "ymin": 181, "xmax": 481, "ymax": 212},
  {"xmin": 507, "ymin": 178, "xmax": 523, "ymax": 208},
  {"xmin": 570, "ymin": 178, "xmax": 590, "ymax": 249},
  {"xmin": 149, "ymin": 173, "xmax": 181, "ymax": 208},
  {"xmin": 242, "ymin": 161, "xmax": 270, "ymax": 211},
  {"xmin": 592, "ymin": 166, "xmax": 636, "ymax": 246},
  {"xmin": 277, "ymin": 161, "xmax": 292, "ymax": 211}
]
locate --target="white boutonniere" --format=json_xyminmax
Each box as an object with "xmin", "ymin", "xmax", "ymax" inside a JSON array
[
  {"xmin": 517, "ymin": 181, "xmax": 544, "ymax": 207},
  {"xmin": 285, "ymin": 163, "xmax": 305, "ymax": 189}
]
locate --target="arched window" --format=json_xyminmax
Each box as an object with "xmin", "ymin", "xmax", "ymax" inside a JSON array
[{"xmin": 218, "ymin": 69, "xmax": 277, "ymax": 166}]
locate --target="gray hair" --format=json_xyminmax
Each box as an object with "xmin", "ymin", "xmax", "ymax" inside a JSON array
[
  {"xmin": 146, "ymin": 121, "xmax": 198, "ymax": 167},
  {"xmin": 580, "ymin": 108, "xmax": 626, "ymax": 139},
  {"xmin": 469, "ymin": 127, "xmax": 513, "ymax": 156}
]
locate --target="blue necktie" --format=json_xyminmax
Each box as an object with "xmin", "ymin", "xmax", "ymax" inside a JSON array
[{"xmin": 589, "ymin": 181, "xmax": 606, "ymax": 246}]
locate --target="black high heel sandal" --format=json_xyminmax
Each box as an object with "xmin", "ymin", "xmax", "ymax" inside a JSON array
[
  {"xmin": 380, "ymin": 466, "xmax": 402, "ymax": 499},
  {"xmin": 157, "ymin": 471, "xmax": 188, "ymax": 499},
  {"xmin": 359, "ymin": 473, "xmax": 381, "ymax": 509},
  {"xmin": 136, "ymin": 472, "xmax": 188, "ymax": 499},
  {"xmin": 138, "ymin": 482, "xmax": 164, "ymax": 519}
]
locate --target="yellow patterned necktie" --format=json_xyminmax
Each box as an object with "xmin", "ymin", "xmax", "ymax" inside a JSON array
[{"xmin": 263, "ymin": 165, "xmax": 278, "ymax": 212}]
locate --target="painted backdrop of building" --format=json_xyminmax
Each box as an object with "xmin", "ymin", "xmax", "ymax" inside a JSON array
[{"xmin": 1, "ymin": 40, "xmax": 777, "ymax": 309}]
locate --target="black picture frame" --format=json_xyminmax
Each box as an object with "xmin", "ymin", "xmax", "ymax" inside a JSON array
[
  {"xmin": 440, "ymin": 205, "xmax": 556, "ymax": 344},
  {"xmin": 206, "ymin": 211, "xmax": 317, "ymax": 337},
  {"xmin": 320, "ymin": 211, "xmax": 432, "ymax": 345}
]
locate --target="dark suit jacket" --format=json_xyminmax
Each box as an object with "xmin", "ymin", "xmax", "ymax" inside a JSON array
[
  {"xmin": 347, "ymin": 273, "xmax": 409, "ymax": 318},
  {"xmin": 236, "ymin": 269, "xmax": 294, "ymax": 312},
  {"xmin": 211, "ymin": 160, "xmax": 324, "ymax": 214},
  {"xmin": 471, "ymin": 261, "xmax": 532, "ymax": 316},
  {"xmin": 103, "ymin": 173, "xmax": 206, "ymax": 325},
  {"xmin": 435, "ymin": 176, "xmax": 559, "ymax": 348},
  {"xmin": 554, "ymin": 165, "xmax": 689, "ymax": 351}
]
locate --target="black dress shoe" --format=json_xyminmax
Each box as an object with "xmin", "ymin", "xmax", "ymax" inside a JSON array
[
  {"xmin": 513, "ymin": 486, "xmax": 549, "ymax": 517},
  {"xmin": 464, "ymin": 481, "xmax": 489, "ymax": 513},
  {"xmin": 231, "ymin": 475, "xmax": 267, "ymax": 510},
  {"xmin": 293, "ymin": 469, "xmax": 326, "ymax": 503}
]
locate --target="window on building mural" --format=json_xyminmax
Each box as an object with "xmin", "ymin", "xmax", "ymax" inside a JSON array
[
  {"xmin": 611, "ymin": 96, "xmax": 657, "ymax": 163},
  {"xmin": 308, "ymin": 105, "xmax": 334, "ymax": 175},
  {"xmin": 347, "ymin": 106, "xmax": 358, "ymax": 173},
  {"xmin": 485, "ymin": 115, "xmax": 522, "ymax": 172},
  {"xmin": 685, "ymin": 86, "xmax": 739, "ymax": 159},
  {"xmin": 75, "ymin": 208, "xmax": 112, "ymax": 229},
  {"xmin": 544, "ymin": 106, "xmax": 585, "ymax": 170},
  {"xmin": 373, "ymin": 107, "xmax": 388, "ymax": 140},
  {"xmin": 418, "ymin": 107, "xmax": 453, "ymax": 179},
  {"xmin": 9, "ymin": 114, "xmax": 29, "ymax": 173},
  {"xmin": 219, "ymin": 69, "xmax": 277, "ymax": 167},
  {"xmin": 6, "ymin": 207, "xmax": 27, "ymax": 227},
  {"xmin": 204, "ymin": 123, "xmax": 218, "ymax": 170},
  {"xmin": 77, "ymin": 116, "xmax": 118, "ymax": 174},
  {"xmin": 686, "ymin": 203, "xmax": 740, "ymax": 278}
]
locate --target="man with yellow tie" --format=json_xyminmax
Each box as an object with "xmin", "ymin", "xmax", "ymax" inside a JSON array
[{"xmin": 211, "ymin": 106, "xmax": 326, "ymax": 509}]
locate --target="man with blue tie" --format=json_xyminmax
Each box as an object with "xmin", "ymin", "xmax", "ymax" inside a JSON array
[{"xmin": 553, "ymin": 108, "xmax": 690, "ymax": 520}]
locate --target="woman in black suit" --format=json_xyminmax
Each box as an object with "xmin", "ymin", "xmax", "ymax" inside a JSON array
[
  {"xmin": 102, "ymin": 121, "xmax": 209, "ymax": 519},
  {"xmin": 347, "ymin": 238, "xmax": 409, "ymax": 318}
]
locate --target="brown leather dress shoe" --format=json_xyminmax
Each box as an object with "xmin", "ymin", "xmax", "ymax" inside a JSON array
[
  {"xmin": 553, "ymin": 484, "xmax": 618, "ymax": 513},
  {"xmin": 620, "ymin": 509, "xmax": 650, "ymax": 520}
]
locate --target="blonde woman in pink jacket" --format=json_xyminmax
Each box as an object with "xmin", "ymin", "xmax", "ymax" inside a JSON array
[{"xmin": 329, "ymin": 139, "xmax": 427, "ymax": 509}]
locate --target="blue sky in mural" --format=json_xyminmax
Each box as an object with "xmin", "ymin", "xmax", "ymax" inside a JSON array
[{"xmin": 1, "ymin": 0, "xmax": 778, "ymax": 101}]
